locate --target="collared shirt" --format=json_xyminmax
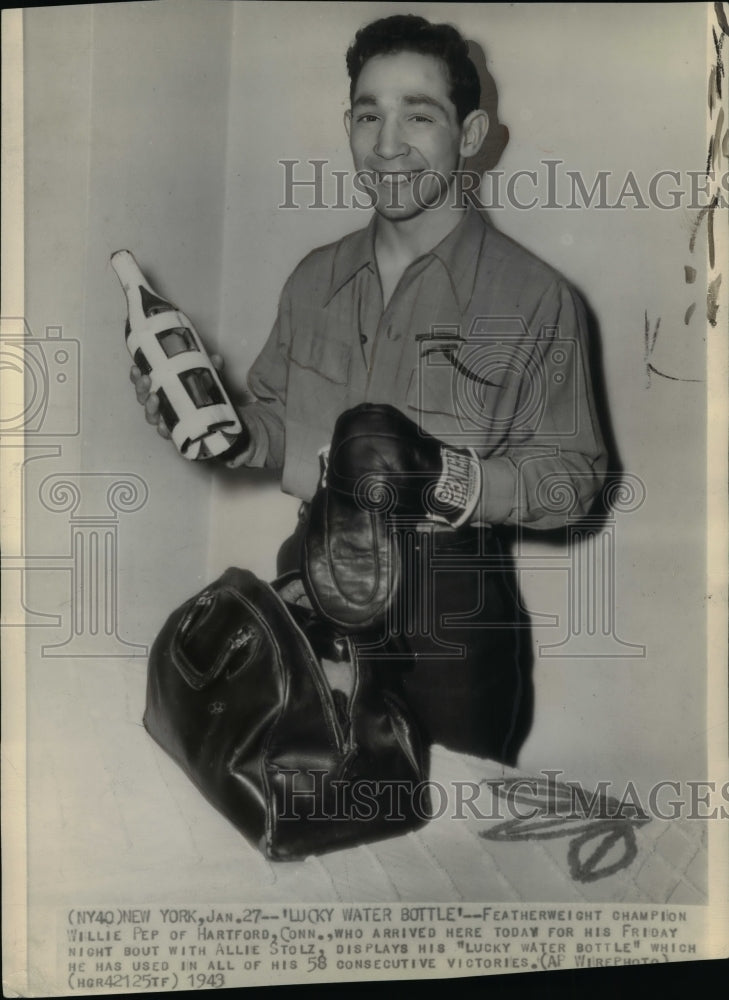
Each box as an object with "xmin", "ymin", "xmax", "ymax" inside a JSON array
[{"xmin": 240, "ymin": 206, "xmax": 607, "ymax": 529}]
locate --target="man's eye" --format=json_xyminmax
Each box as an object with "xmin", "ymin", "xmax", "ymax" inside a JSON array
[
  {"xmin": 355, "ymin": 114, "xmax": 379, "ymax": 123},
  {"xmin": 410, "ymin": 115, "xmax": 434, "ymax": 123}
]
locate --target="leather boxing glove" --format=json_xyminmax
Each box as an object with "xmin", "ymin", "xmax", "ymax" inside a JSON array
[
  {"xmin": 302, "ymin": 484, "xmax": 399, "ymax": 632},
  {"xmin": 325, "ymin": 403, "xmax": 482, "ymax": 528}
]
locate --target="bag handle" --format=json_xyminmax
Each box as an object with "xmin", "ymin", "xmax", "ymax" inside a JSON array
[{"xmin": 171, "ymin": 585, "xmax": 262, "ymax": 690}]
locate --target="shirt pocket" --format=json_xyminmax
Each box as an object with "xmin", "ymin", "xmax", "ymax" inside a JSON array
[
  {"xmin": 404, "ymin": 351, "xmax": 465, "ymax": 442},
  {"xmin": 405, "ymin": 342, "xmax": 511, "ymax": 445},
  {"xmin": 288, "ymin": 332, "xmax": 351, "ymax": 385}
]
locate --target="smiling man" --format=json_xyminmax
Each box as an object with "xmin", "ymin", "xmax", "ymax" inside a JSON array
[
  {"xmin": 345, "ymin": 43, "xmax": 487, "ymax": 241},
  {"xmin": 135, "ymin": 13, "xmax": 607, "ymax": 764}
]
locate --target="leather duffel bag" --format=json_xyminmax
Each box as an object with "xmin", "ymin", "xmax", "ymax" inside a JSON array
[{"xmin": 143, "ymin": 567, "xmax": 429, "ymax": 861}]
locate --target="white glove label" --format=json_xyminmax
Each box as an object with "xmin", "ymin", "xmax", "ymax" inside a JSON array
[{"xmin": 431, "ymin": 447, "xmax": 482, "ymax": 528}]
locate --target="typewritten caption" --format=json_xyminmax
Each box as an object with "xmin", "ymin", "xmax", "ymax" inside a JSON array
[{"xmin": 60, "ymin": 903, "xmax": 704, "ymax": 990}]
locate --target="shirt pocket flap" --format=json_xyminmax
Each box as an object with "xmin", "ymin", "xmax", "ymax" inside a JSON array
[
  {"xmin": 406, "ymin": 343, "xmax": 510, "ymax": 442},
  {"xmin": 405, "ymin": 361, "xmax": 458, "ymax": 415},
  {"xmin": 406, "ymin": 343, "xmax": 500, "ymax": 416},
  {"xmin": 289, "ymin": 333, "xmax": 350, "ymax": 385}
]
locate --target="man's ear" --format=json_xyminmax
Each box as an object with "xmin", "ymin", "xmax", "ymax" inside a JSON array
[
  {"xmin": 344, "ymin": 108, "xmax": 352, "ymax": 139},
  {"xmin": 459, "ymin": 109, "xmax": 489, "ymax": 159}
]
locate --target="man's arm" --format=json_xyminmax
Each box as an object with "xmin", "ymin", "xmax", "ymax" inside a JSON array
[
  {"xmin": 222, "ymin": 278, "xmax": 295, "ymax": 470},
  {"xmin": 473, "ymin": 279, "xmax": 608, "ymax": 530}
]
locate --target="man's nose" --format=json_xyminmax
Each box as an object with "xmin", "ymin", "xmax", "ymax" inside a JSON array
[{"xmin": 374, "ymin": 117, "xmax": 410, "ymax": 159}]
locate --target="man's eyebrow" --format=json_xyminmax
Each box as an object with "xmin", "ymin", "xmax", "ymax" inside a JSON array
[
  {"xmin": 402, "ymin": 93, "xmax": 450, "ymax": 115},
  {"xmin": 351, "ymin": 93, "xmax": 452, "ymax": 115}
]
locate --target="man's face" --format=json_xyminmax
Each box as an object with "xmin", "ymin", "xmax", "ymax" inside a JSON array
[{"xmin": 346, "ymin": 50, "xmax": 465, "ymax": 221}]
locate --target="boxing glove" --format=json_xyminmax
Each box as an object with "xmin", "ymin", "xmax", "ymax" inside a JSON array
[
  {"xmin": 302, "ymin": 484, "xmax": 400, "ymax": 633},
  {"xmin": 325, "ymin": 403, "xmax": 482, "ymax": 527}
]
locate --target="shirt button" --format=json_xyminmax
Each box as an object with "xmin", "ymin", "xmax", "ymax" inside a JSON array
[{"xmin": 360, "ymin": 334, "xmax": 368, "ymax": 344}]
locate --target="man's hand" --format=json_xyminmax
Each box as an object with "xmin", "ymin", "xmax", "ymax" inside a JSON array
[
  {"xmin": 326, "ymin": 403, "xmax": 482, "ymax": 527},
  {"xmin": 129, "ymin": 353, "xmax": 225, "ymax": 440}
]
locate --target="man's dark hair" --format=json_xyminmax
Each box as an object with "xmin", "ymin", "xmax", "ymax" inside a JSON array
[{"xmin": 346, "ymin": 14, "xmax": 481, "ymax": 124}]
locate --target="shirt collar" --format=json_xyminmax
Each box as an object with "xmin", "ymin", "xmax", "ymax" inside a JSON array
[
  {"xmin": 325, "ymin": 219, "xmax": 377, "ymax": 306},
  {"xmin": 325, "ymin": 203, "xmax": 488, "ymax": 312},
  {"xmin": 428, "ymin": 203, "xmax": 487, "ymax": 313}
]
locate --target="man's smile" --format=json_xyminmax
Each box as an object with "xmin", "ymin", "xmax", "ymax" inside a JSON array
[
  {"xmin": 376, "ymin": 170, "xmax": 421, "ymax": 181},
  {"xmin": 366, "ymin": 169, "xmax": 425, "ymax": 184}
]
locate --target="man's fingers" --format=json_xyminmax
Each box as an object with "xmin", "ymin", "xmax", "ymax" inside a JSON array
[
  {"xmin": 135, "ymin": 374, "xmax": 152, "ymax": 404},
  {"xmin": 130, "ymin": 366, "xmax": 172, "ymax": 442},
  {"xmin": 144, "ymin": 392, "xmax": 160, "ymax": 425},
  {"xmin": 145, "ymin": 395, "xmax": 171, "ymax": 437}
]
